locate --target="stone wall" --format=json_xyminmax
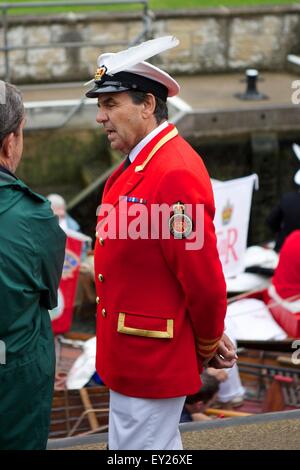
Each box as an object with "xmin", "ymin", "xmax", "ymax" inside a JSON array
[{"xmin": 1, "ymin": 5, "xmax": 300, "ymax": 83}]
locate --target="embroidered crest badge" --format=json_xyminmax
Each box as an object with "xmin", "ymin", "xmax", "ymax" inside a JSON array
[
  {"xmin": 94, "ymin": 66, "xmax": 107, "ymax": 81},
  {"xmin": 169, "ymin": 202, "xmax": 193, "ymax": 239}
]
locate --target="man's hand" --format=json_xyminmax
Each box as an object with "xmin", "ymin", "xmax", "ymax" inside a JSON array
[{"xmin": 207, "ymin": 333, "xmax": 238, "ymax": 369}]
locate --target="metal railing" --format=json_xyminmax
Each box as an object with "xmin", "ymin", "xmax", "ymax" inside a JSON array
[{"xmin": 0, "ymin": 0, "xmax": 152, "ymax": 82}]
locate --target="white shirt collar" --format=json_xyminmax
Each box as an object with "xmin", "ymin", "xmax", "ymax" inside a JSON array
[{"xmin": 128, "ymin": 121, "xmax": 169, "ymax": 163}]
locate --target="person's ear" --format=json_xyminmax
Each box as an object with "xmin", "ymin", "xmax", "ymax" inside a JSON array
[
  {"xmin": 141, "ymin": 94, "xmax": 156, "ymax": 118},
  {"xmin": 1, "ymin": 132, "xmax": 14, "ymax": 159}
]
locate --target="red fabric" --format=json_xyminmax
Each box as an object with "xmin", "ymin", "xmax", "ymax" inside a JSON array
[
  {"xmin": 267, "ymin": 302, "xmax": 300, "ymax": 337},
  {"xmin": 94, "ymin": 124, "xmax": 226, "ymax": 398},
  {"xmin": 51, "ymin": 236, "xmax": 82, "ymax": 335},
  {"xmin": 272, "ymin": 230, "xmax": 300, "ymax": 299},
  {"xmin": 248, "ymin": 289, "xmax": 300, "ymax": 337},
  {"xmin": 266, "ymin": 232, "xmax": 300, "ymax": 336}
]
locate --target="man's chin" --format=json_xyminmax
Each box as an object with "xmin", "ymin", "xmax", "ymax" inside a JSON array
[
  {"xmin": 109, "ymin": 141, "xmax": 126, "ymax": 153},
  {"xmin": 110, "ymin": 142, "xmax": 119, "ymax": 151}
]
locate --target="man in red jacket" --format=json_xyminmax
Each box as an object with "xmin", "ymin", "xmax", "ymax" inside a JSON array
[
  {"xmin": 86, "ymin": 37, "xmax": 234, "ymax": 450},
  {"xmin": 271, "ymin": 230, "xmax": 300, "ymax": 301}
]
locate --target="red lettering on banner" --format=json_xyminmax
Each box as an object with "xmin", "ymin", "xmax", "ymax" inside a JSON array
[{"xmin": 217, "ymin": 228, "xmax": 238, "ymax": 265}]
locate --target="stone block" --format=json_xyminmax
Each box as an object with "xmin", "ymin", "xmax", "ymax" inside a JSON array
[
  {"xmin": 192, "ymin": 19, "xmax": 226, "ymax": 69},
  {"xmin": 27, "ymin": 48, "xmax": 66, "ymax": 65},
  {"xmin": 282, "ymin": 14, "xmax": 300, "ymax": 52},
  {"xmin": 10, "ymin": 63, "xmax": 49, "ymax": 81},
  {"xmin": 8, "ymin": 26, "xmax": 26, "ymax": 47},
  {"xmin": 127, "ymin": 22, "xmax": 147, "ymax": 42},
  {"xmin": 80, "ymin": 46, "xmax": 97, "ymax": 67},
  {"xmin": 50, "ymin": 24, "xmax": 67, "ymax": 43},
  {"xmin": 9, "ymin": 49, "xmax": 26, "ymax": 64},
  {"xmin": 87, "ymin": 21, "xmax": 127, "ymax": 44},
  {"xmin": 263, "ymin": 15, "xmax": 282, "ymax": 36},
  {"xmin": 228, "ymin": 17, "xmax": 282, "ymax": 69},
  {"xmin": 49, "ymin": 62, "xmax": 70, "ymax": 79},
  {"xmin": 167, "ymin": 19, "xmax": 199, "ymax": 33},
  {"xmin": 282, "ymin": 14, "xmax": 300, "ymax": 35},
  {"xmin": 26, "ymin": 26, "xmax": 51, "ymax": 46}
]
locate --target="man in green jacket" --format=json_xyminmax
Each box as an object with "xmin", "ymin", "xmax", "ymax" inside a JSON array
[{"xmin": 0, "ymin": 82, "xmax": 66, "ymax": 449}]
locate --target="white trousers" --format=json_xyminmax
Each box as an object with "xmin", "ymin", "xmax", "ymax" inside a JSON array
[
  {"xmin": 217, "ymin": 362, "xmax": 245, "ymax": 402},
  {"xmin": 109, "ymin": 390, "xmax": 186, "ymax": 450}
]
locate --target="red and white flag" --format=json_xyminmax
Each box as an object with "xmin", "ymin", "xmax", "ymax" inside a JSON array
[{"xmin": 50, "ymin": 229, "xmax": 90, "ymax": 335}]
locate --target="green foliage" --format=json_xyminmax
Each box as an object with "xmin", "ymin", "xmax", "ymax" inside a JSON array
[
  {"xmin": 150, "ymin": 0, "xmax": 296, "ymax": 7},
  {"xmin": 1, "ymin": 0, "xmax": 296, "ymax": 15}
]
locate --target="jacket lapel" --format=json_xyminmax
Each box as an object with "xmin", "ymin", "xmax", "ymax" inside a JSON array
[
  {"xmin": 101, "ymin": 123, "xmax": 177, "ymax": 210},
  {"xmin": 103, "ymin": 167, "xmax": 144, "ymax": 207},
  {"xmin": 103, "ymin": 163, "xmax": 124, "ymax": 199}
]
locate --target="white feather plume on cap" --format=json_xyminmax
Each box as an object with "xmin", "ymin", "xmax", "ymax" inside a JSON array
[
  {"xmin": 96, "ymin": 35, "xmax": 178, "ymax": 75},
  {"xmin": 85, "ymin": 36, "xmax": 180, "ymax": 99}
]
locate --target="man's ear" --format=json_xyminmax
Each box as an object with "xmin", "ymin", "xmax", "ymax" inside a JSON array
[
  {"xmin": 142, "ymin": 94, "xmax": 156, "ymax": 118},
  {"xmin": 1, "ymin": 132, "xmax": 14, "ymax": 159}
]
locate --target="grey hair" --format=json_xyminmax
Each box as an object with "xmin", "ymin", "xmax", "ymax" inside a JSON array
[
  {"xmin": 47, "ymin": 193, "xmax": 66, "ymax": 209},
  {"xmin": 127, "ymin": 90, "xmax": 168, "ymax": 124},
  {"xmin": 0, "ymin": 82, "xmax": 25, "ymax": 149}
]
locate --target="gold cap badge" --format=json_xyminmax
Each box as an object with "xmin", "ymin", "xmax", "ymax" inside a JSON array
[{"xmin": 94, "ymin": 66, "xmax": 107, "ymax": 81}]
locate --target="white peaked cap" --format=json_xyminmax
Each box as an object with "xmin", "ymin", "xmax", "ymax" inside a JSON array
[{"xmin": 85, "ymin": 36, "xmax": 180, "ymax": 101}]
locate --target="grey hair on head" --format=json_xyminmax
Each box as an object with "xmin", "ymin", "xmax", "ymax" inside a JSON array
[
  {"xmin": 0, "ymin": 82, "xmax": 25, "ymax": 149},
  {"xmin": 127, "ymin": 90, "xmax": 168, "ymax": 124}
]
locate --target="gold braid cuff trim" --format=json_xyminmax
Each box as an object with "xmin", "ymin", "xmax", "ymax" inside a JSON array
[
  {"xmin": 197, "ymin": 345, "xmax": 219, "ymax": 359},
  {"xmin": 196, "ymin": 338, "xmax": 221, "ymax": 352},
  {"xmin": 196, "ymin": 335, "xmax": 222, "ymax": 345}
]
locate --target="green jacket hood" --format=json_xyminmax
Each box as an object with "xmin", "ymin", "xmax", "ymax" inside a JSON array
[{"xmin": 0, "ymin": 172, "xmax": 46, "ymax": 215}]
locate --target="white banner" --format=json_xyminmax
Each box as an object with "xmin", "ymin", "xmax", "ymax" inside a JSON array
[{"xmin": 212, "ymin": 174, "xmax": 258, "ymax": 279}]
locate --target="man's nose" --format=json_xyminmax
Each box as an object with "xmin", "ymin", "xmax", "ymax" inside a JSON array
[{"xmin": 96, "ymin": 108, "xmax": 107, "ymax": 124}]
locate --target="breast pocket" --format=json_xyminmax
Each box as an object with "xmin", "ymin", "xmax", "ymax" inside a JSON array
[{"xmin": 117, "ymin": 311, "xmax": 174, "ymax": 339}]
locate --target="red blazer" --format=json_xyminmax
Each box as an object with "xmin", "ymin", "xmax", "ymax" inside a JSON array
[
  {"xmin": 94, "ymin": 124, "xmax": 226, "ymax": 398},
  {"xmin": 272, "ymin": 230, "xmax": 300, "ymax": 299}
]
